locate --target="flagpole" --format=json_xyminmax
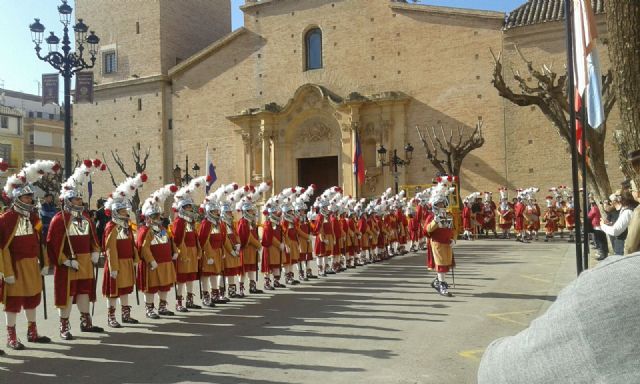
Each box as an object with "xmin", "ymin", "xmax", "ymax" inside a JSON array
[
  {"xmin": 581, "ymin": 99, "xmax": 589, "ymax": 271},
  {"xmin": 564, "ymin": 0, "xmax": 584, "ymax": 276}
]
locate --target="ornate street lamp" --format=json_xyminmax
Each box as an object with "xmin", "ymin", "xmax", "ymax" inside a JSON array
[
  {"xmin": 29, "ymin": 1, "xmax": 100, "ymax": 178},
  {"xmin": 378, "ymin": 143, "xmax": 414, "ymax": 194}
]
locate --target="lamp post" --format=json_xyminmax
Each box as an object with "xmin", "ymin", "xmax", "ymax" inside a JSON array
[
  {"xmin": 377, "ymin": 143, "xmax": 414, "ymax": 194},
  {"xmin": 29, "ymin": 0, "xmax": 100, "ymax": 178},
  {"xmin": 173, "ymin": 155, "xmax": 200, "ymax": 187}
]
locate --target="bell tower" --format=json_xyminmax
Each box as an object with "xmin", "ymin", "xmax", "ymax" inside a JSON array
[{"xmin": 72, "ymin": 0, "xmax": 232, "ymax": 202}]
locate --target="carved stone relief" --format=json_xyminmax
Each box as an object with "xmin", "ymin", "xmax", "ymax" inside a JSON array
[{"xmin": 297, "ymin": 121, "xmax": 333, "ymax": 142}]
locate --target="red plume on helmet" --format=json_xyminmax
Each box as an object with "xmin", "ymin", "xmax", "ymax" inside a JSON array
[
  {"xmin": 169, "ymin": 185, "xmax": 178, "ymax": 193},
  {"xmin": 140, "ymin": 173, "xmax": 148, "ymax": 183},
  {"xmin": 83, "ymin": 159, "xmax": 93, "ymax": 168},
  {"xmin": 93, "ymin": 159, "xmax": 102, "ymax": 168}
]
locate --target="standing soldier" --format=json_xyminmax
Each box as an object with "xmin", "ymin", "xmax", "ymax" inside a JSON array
[
  {"xmin": 346, "ymin": 204, "xmax": 359, "ymax": 268},
  {"xmin": 313, "ymin": 188, "xmax": 339, "ymax": 276},
  {"xmin": 261, "ymin": 200, "xmax": 285, "ymax": 289},
  {"xmin": 514, "ymin": 190, "xmax": 527, "ymax": 242},
  {"xmin": 48, "ymin": 159, "xmax": 105, "ymax": 339},
  {"xmin": 172, "ymin": 176, "xmax": 207, "ymax": 312},
  {"xmin": 543, "ymin": 196, "xmax": 559, "ymax": 242},
  {"xmin": 102, "ymin": 173, "xmax": 147, "ymax": 327},
  {"xmin": 221, "ymin": 193, "xmax": 243, "ymax": 299},
  {"xmin": 482, "ymin": 193, "xmax": 497, "ymax": 238},
  {"xmin": 356, "ymin": 200, "xmax": 372, "ymax": 263},
  {"xmin": 425, "ymin": 181, "xmax": 456, "ymax": 297},
  {"xmin": 497, "ymin": 189, "xmax": 514, "ymax": 239},
  {"xmin": 282, "ymin": 203, "xmax": 301, "ymax": 285},
  {"xmin": 237, "ymin": 183, "xmax": 270, "ymax": 294},
  {"xmin": 1, "ymin": 161, "xmax": 59, "ymax": 350},
  {"xmin": 294, "ymin": 186, "xmax": 315, "ymax": 280},
  {"xmin": 137, "ymin": 184, "xmax": 179, "ymax": 319},
  {"xmin": 199, "ymin": 185, "xmax": 236, "ymax": 306},
  {"xmin": 564, "ymin": 196, "xmax": 576, "ymax": 243}
]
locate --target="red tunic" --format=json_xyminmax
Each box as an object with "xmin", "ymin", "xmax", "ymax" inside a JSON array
[
  {"xmin": 102, "ymin": 222, "xmax": 135, "ymax": 297},
  {"xmin": 237, "ymin": 217, "xmax": 260, "ymax": 272},
  {"xmin": 424, "ymin": 213, "xmax": 456, "ymax": 273},
  {"xmin": 462, "ymin": 205, "xmax": 472, "ymax": 231},
  {"xmin": 47, "ymin": 211, "xmax": 100, "ymax": 307},
  {"xmin": 514, "ymin": 202, "xmax": 526, "ymax": 231},
  {"xmin": 0, "ymin": 210, "xmax": 42, "ymax": 312},
  {"xmin": 331, "ymin": 215, "xmax": 343, "ymax": 255}
]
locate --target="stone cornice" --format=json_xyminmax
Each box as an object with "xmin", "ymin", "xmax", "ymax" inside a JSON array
[
  {"xmin": 389, "ymin": 2, "xmax": 505, "ymax": 21},
  {"xmin": 95, "ymin": 75, "xmax": 169, "ymax": 92},
  {"xmin": 168, "ymin": 27, "xmax": 249, "ymax": 78}
]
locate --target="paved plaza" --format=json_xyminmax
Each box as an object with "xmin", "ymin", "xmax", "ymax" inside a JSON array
[{"xmin": 0, "ymin": 239, "xmax": 585, "ymax": 383}]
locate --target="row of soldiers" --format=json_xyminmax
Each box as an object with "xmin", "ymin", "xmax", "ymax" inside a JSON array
[
  {"xmin": 0, "ymin": 159, "xmax": 458, "ymax": 354},
  {"xmin": 461, "ymin": 186, "xmax": 576, "ymax": 242}
]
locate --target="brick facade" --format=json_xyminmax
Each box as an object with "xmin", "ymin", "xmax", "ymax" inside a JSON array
[{"xmin": 73, "ymin": 0, "xmax": 620, "ymax": 205}]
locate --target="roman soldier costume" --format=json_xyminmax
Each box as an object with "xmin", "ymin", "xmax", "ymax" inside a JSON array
[
  {"xmin": 137, "ymin": 184, "xmax": 179, "ymax": 319},
  {"xmin": 47, "ymin": 159, "xmax": 105, "ymax": 339},
  {"xmin": 172, "ymin": 176, "xmax": 207, "ymax": 312},
  {"xmin": 102, "ymin": 173, "xmax": 147, "ymax": 327},
  {"xmin": 198, "ymin": 184, "xmax": 236, "ymax": 306},
  {"xmin": 293, "ymin": 185, "xmax": 315, "ymax": 280},
  {"xmin": 543, "ymin": 196, "xmax": 559, "ymax": 242},
  {"xmin": 261, "ymin": 201, "xmax": 284, "ymax": 290},
  {"xmin": 1, "ymin": 161, "xmax": 58, "ymax": 350},
  {"xmin": 236, "ymin": 182, "xmax": 270, "ymax": 294},
  {"xmin": 221, "ymin": 188, "xmax": 243, "ymax": 299},
  {"xmin": 424, "ymin": 179, "xmax": 456, "ymax": 297}
]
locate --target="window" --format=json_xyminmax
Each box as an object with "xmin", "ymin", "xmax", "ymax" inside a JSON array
[
  {"xmin": 28, "ymin": 111, "xmax": 34, "ymax": 118},
  {"xmin": 29, "ymin": 134, "xmax": 34, "ymax": 145},
  {"xmin": 103, "ymin": 51, "xmax": 117, "ymax": 74},
  {"xmin": 0, "ymin": 143, "xmax": 11, "ymax": 161},
  {"xmin": 136, "ymin": 21, "xmax": 140, "ymax": 34},
  {"xmin": 37, "ymin": 112, "xmax": 42, "ymax": 118},
  {"xmin": 137, "ymin": 98, "xmax": 142, "ymax": 111},
  {"xmin": 49, "ymin": 113, "xmax": 54, "ymax": 120},
  {"xmin": 1, "ymin": 116, "xmax": 8, "ymax": 128},
  {"xmin": 305, "ymin": 28, "xmax": 323, "ymax": 70}
]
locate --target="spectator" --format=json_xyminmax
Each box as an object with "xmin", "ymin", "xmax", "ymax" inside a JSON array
[
  {"xmin": 478, "ymin": 253, "xmax": 640, "ymax": 383},
  {"xmin": 624, "ymin": 181, "xmax": 640, "ymax": 255},
  {"xmin": 39, "ymin": 193, "xmax": 58, "ymax": 238},
  {"xmin": 601, "ymin": 191, "xmax": 637, "ymax": 255},
  {"xmin": 588, "ymin": 201, "xmax": 608, "ymax": 260},
  {"xmin": 95, "ymin": 198, "xmax": 109, "ymax": 243}
]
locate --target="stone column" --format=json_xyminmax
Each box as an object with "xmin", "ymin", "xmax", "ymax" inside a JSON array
[{"xmin": 260, "ymin": 118, "xmax": 273, "ymax": 196}]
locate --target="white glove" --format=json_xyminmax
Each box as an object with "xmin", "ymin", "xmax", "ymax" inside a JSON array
[
  {"xmin": 4, "ymin": 276, "xmax": 16, "ymax": 285},
  {"xmin": 110, "ymin": 270, "xmax": 118, "ymax": 279},
  {"xmin": 357, "ymin": 234, "xmax": 362, "ymax": 239},
  {"xmin": 64, "ymin": 259, "xmax": 80, "ymax": 270},
  {"xmin": 279, "ymin": 243, "xmax": 285, "ymax": 251},
  {"xmin": 323, "ymin": 239, "xmax": 329, "ymax": 245},
  {"xmin": 207, "ymin": 258, "xmax": 214, "ymax": 265},
  {"xmin": 234, "ymin": 244, "xmax": 241, "ymax": 253},
  {"xmin": 150, "ymin": 260, "xmax": 158, "ymax": 270},
  {"xmin": 231, "ymin": 251, "xmax": 238, "ymax": 258},
  {"xmin": 285, "ymin": 245, "xmax": 290, "ymax": 253},
  {"xmin": 41, "ymin": 266, "xmax": 51, "ymax": 276},
  {"xmin": 172, "ymin": 252, "xmax": 179, "ymax": 261},
  {"xmin": 450, "ymin": 239, "xmax": 456, "ymax": 247},
  {"xmin": 91, "ymin": 252, "xmax": 100, "ymax": 264}
]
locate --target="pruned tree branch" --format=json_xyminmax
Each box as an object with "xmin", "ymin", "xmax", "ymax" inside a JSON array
[{"xmin": 490, "ymin": 45, "xmax": 616, "ymax": 199}]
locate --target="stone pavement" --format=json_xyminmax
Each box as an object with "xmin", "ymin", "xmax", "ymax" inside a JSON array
[{"xmin": 0, "ymin": 239, "xmax": 586, "ymax": 384}]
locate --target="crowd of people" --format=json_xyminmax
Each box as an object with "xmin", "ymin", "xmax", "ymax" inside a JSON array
[
  {"xmin": 1, "ymin": 154, "xmax": 638, "ymax": 359},
  {"xmin": 0, "ymin": 160, "xmax": 460, "ymax": 355}
]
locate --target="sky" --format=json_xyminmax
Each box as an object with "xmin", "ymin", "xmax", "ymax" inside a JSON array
[{"xmin": 0, "ymin": 0, "xmax": 524, "ymax": 96}]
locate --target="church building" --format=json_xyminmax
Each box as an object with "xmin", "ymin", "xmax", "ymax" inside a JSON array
[{"xmin": 74, "ymin": 0, "xmax": 618, "ymax": 203}]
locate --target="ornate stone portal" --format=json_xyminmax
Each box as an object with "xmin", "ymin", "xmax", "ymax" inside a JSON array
[{"xmin": 228, "ymin": 84, "xmax": 410, "ymax": 197}]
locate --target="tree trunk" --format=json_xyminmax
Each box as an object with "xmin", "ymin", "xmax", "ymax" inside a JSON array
[{"xmin": 605, "ymin": 0, "xmax": 640, "ymax": 186}]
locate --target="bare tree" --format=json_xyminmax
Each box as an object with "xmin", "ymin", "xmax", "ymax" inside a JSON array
[
  {"xmin": 605, "ymin": 1, "xmax": 640, "ymax": 186},
  {"xmin": 490, "ymin": 46, "xmax": 616, "ymax": 199},
  {"xmin": 415, "ymin": 120, "xmax": 485, "ymax": 177},
  {"xmin": 102, "ymin": 142, "xmax": 150, "ymax": 212}
]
